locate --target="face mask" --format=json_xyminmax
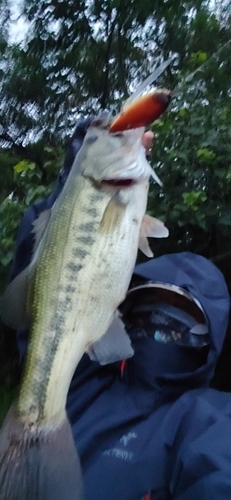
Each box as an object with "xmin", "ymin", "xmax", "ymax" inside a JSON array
[{"xmin": 120, "ymin": 283, "xmax": 209, "ymax": 349}]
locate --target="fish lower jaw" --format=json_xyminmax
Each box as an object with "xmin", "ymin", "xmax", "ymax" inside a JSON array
[
  {"xmin": 100, "ymin": 174, "xmax": 149, "ymax": 188},
  {"xmin": 100, "ymin": 178, "xmax": 137, "ymax": 188}
]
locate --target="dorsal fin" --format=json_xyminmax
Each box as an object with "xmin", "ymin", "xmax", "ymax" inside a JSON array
[
  {"xmin": 0, "ymin": 266, "xmax": 33, "ymax": 330},
  {"xmin": 32, "ymin": 209, "xmax": 52, "ymax": 254},
  {"xmin": 87, "ymin": 313, "xmax": 134, "ymax": 365}
]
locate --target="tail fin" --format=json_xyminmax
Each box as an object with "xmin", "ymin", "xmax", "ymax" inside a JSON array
[{"xmin": 0, "ymin": 408, "xmax": 84, "ymax": 500}]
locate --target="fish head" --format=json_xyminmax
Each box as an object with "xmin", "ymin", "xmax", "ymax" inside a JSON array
[{"xmin": 77, "ymin": 112, "xmax": 161, "ymax": 188}]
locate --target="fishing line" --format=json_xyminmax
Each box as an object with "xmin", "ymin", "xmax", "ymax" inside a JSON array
[{"xmin": 173, "ymin": 38, "xmax": 231, "ymax": 95}]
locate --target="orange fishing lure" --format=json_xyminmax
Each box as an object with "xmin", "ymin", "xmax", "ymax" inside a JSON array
[{"xmin": 109, "ymin": 89, "xmax": 171, "ymax": 133}]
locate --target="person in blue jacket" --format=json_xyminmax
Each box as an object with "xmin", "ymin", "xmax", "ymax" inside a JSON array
[{"xmin": 10, "ymin": 118, "xmax": 231, "ymax": 500}]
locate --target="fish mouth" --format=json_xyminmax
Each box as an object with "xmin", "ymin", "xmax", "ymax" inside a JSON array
[{"xmin": 101, "ymin": 179, "xmax": 137, "ymax": 188}]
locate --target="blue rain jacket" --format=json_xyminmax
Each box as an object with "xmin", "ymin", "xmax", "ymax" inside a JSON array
[{"xmin": 10, "ymin": 122, "xmax": 231, "ymax": 500}]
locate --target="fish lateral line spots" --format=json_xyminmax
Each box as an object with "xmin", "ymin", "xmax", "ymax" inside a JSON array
[
  {"xmin": 72, "ymin": 248, "xmax": 89, "ymax": 259},
  {"xmin": 79, "ymin": 221, "xmax": 97, "ymax": 233},
  {"xmin": 58, "ymin": 296, "xmax": 73, "ymax": 313},
  {"xmin": 49, "ymin": 314, "xmax": 66, "ymax": 336},
  {"xmin": 36, "ymin": 357, "xmax": 53, "ymax": 377},
  {"xmin": 86, "ymin": 207, "xmax": 98, "ymax": 218},
  {"xmin": 23, "ymin": 325, "xmax": 65, "ymax": 419},
  {"xmin": 66, "ymin": 261, "xmax": 84, "ymax": 273},
  {"xmin": 65, "ymin": 284, "xmax": 77, "ymax": 294},
  {"xmin": 89, "ymin": 191, "xmax": 103, "ymax": 205},
  {"xmin": 77, "ymin": 235, "xmax": 95, "ymax": 246}
]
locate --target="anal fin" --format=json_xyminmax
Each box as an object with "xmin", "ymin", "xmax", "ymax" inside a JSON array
[
  {"xmin": 139, "ymin": 215, "xmax": 169, "ymax": 257},
  {"xmin": 88, "ymin": 313, "xmax": 134, "ymax": 365}
]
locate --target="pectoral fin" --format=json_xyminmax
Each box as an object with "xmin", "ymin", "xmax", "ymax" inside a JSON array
[
  {"xmin": 99, "ymin": 195, "xmax": 125, "ymax": 233},
  {"xmin": 139, "ymin": 215, "xmax": 169, "ymax": 257},
  {"xmin": 32, "ymin": 208, "xmax": 52, "ymax": 253},
  {"xmin": 88, "ymin": 313, "xmax": 134, "ymax": 365},
  {"xmin": 138, "ymin": 237, "xmax": 154, "ymax": 258}
]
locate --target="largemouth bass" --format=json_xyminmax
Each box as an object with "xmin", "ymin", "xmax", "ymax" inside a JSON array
[{"xmin": 0, "ymin": 114, "xmax": 168, "ymax": 499}]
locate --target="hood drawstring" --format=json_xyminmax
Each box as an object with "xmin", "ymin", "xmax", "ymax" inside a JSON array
[
  {"xmin": 143, "ymin": 493, "xmax": 151, "ymax": 500},
  {"xmin": 120, "ymin": 360, "xmax": 126, "ymax": 378}
]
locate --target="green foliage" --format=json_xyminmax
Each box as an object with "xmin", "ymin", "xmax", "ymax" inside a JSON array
[
  {"xmin": 0, "ymin": 145, "xmax": 60, "ymax": 292},
  {"xmin": 146, "ymin": 25, "xmax": 231, "ymax": 257}
]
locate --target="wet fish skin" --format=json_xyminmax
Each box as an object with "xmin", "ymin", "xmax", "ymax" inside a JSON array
[{"xmin": 17, "ymin": 132, "xmax": 150, "ymax": 424}]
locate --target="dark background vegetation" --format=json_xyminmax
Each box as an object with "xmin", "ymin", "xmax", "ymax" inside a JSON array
[{"xmin": 0, "ymin": 0, "xmax": 231, "ymax": 420}]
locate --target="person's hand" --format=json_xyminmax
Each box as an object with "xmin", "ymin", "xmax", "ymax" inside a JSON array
[{"xmin": 141, "ymin": 130, "xmax": 154, "ymax": 155}]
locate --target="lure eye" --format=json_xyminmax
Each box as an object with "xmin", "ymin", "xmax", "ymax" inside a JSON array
[
  {"xmin": 113, "ymin": 132, "xmax": 124, "ymax": 138},
  {"xmin": 155, "ymin": 91, "xmax": 172, "ymax": 106},
  {"xmin": 90, "ymin": 111, "xmax": 110, "ymax": 129}
]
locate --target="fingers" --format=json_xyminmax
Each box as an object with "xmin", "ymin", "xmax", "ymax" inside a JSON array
[{"xmin": 141, "ymin": 131, "xmax": 154, "ymax": 155}]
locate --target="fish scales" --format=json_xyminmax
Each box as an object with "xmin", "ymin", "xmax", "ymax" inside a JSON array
[
  {"xmin": 17, "ymin": 178, "xmax": 102, "ymax": 423},
  {"xmin": 17, "ymin": 170, "xmax": 147, "ymax": 424}
]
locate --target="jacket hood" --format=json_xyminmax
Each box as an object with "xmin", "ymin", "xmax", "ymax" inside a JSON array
[{"xmin": 129, "ymin": 252, "xmax": 230, "ymax": 390}]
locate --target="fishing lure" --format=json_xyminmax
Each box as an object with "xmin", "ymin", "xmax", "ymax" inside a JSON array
[
  {"xmin": 109, "ymin": 89, "xmax": 171, "ymax": 132},
  {"xmin": 109, "ymin": 56, "xmax": 174, "ymax": 132}
]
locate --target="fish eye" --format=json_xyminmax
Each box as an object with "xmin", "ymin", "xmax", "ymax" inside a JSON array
[
  {"xmin": 90, "ymin": 118, "xmax": 105, "ymax": 127},
  {"xmin": 86, "ymin": 134, "xmax": 98, "ymax": 144}
]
